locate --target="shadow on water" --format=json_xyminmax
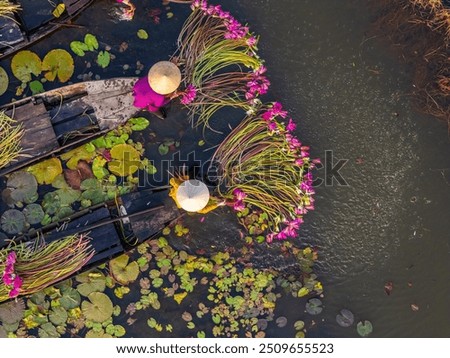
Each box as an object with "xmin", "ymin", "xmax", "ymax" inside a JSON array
[{"xmin": 0, "ymin": 0, "xmax": 449, "ymax": 337}]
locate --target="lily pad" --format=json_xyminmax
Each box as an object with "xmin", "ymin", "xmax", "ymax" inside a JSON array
[
  {"xmin": 92, "ymin": 156, "xmax": 108, "ymax": 179},
  {"xmin": 11, "ymin": 50, "xmax": 42, "ymax": 83},
  {"xmin": 109, "ymin": 254, "xmax": 139, "ymax": 285},
  {"xmin": 137, "ymin": 29, "xmax": 149, "ymax": 40},
  {"xmin": 53, "ymin": 206, "xmax": 74, "ymax": 221},
  {"xmin": 23, "ymin": 203, "xmax": 45, "ymax": 224},
  {"xmin": 85, "ymin": 329, "xmax": 113, "ymax": 338},
  {"xmin": 42, "ymin": 191, "xmax": 61, "ymax": 215},
  {"xmin": 128, "ymin": 117, "xmax": 150, "ymax": 131},
  {"xmin": 158, "ymin": 143, "xmax": 169, "ymax": 155},
  {"xmin": 1, "ymin": 209, "xmax": 26, "ymax": 234},
  {"xmin": 81, "ymin": 188, "xmax": 105, "ymax": 205},
  {"xmin": 356, "ymin": 320, "xmax": 373, "ymax": 337},
  {"xmin": 59, "ymin": 287, "xmax": 81, "ymax": 310},
  {"xmin": 0, "ymin": 66, "xmax": 8, "ymax": 96},
  {"xmin": 305, "ymin": 298, "xmax": 323, "ymax": 315},
  {"xmin": 82, "ymin": 292, "xmax": 114, "ymax": 323},
  {"xmin": 0, "ymin": 299, "xmax": 25, "ymax": 324},
  {"xmin": 84, "ymin": 34, "xmax": 99, "ymax": 51},
  {"xmin": 336, "ymin": 309, "xmax": 354, "ymax": 328},
  {"xmin": 55, "ymin": 187, "xmax": 81, "ymax": 206},
  {"xmin": 60, "ymin": 146, "xmax": 95, "ymax": 170},
  {"xmin": 276, "ymin": 316, "xmax": 287, "ymax": 328},
  {"xmin": 70, "ymin": 41, "xmax": 89, "ymax": 56},
  {"xmin": 108, "ymin": 144, "xmax": 140, "ymax": 177},
  {"xmin": 38, "ymin": 322, "xmax": 59, "ymax": 338},
  {"xmin": 7, "ymin": 171, "xmax": 38, "ymax": 204},
  {"xmin": 29, "ymin": 80, "xmax": 44, "ymax": 95},
  {"xmin": 294, "ymin": 320, "xmax": 305, "ymax": 330},
  {"xmin": 97, "ymin": 51, "xmax": 111, "ymax": 69},
  {"xmin": 76, "ymin": 270, "xmax": 106, "ymax": 296},
  {"xmin": 42, "ymin": 49, "xmax": 74, "ymax": 83},
  {"xmin": 27, "ymin": 157, "xmax": 62, "ymax": 184},
  {"xmin": 49, "ymin": 306, "xmax": 68, "ymax": 326}
]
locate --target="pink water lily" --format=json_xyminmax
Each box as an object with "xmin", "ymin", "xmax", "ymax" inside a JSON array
[
  {"xmin": 181, "ymin": 84, "xmax": 197, "ymax": 105},
  {"xmin": 232, "ymin": 188, "xmax": 247, "ymax": 201},
  {"xmin": 286, "ymin": 118, "xmax": 296, "ymax": 132}
]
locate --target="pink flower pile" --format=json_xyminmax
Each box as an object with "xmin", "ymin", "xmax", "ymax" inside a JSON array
[
  {"xmin": 245, "ymin": 65, "xmax": 270, "ymax": 105},
  {"xmin": 180, "ymin": 84, "xmax": 198, "ymax": 105},
  {"xmin": 2, "ymin": 251, "xmax": 23, "ymax": 298}
]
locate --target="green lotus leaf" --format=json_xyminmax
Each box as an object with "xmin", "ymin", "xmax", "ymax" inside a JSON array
[
  {"xmin": 81, "ymin": 188, "xmax": 105, "ymax": 205},
  {"xmin": 357, "ymin": 320, "xmax": 373, "ymax": 337},
  {"xmin": 30, "ymin": 291, "xmax": 46, "ymax": 305},
  {"xmin": 107, "ymin": 144, "xmax": 140, "ymax": 177},
  {"xmin": 158, "ymin": 143, "xmax": 169, "ymax": 155},
  {"xmin": 38, "ymin": 322, "xmax": 59, "ymax": 338},
  {"xmin": 0, "ymin": 299, "xmax": 25, "ymax": 325},
  {"xmin": 11, "ymin": 50, "xmax": 42, "ymax": 83},
  {"xmin": 7, "ymin": 171, "xmax": 38, "ymax": 204},
  {"xmin": 137, "ymin": 29, "xmax": 148, "ymax": 40},
  {"xmin": 29, "ymin": 80, "xmax": 44, "ymax": 95},
  {"xmin": 27, "ymin": 157, "xmax": 62, "ymax": 185},
  {"xmin": 0, "ymin": 326, "xmax": 6, "ymax": 338},
  {"xmin": 55, "ymin": 187, "xmax": 81, "ymax": 206},
  {"xmin": 84, "ymin": 34, "xmax": 99, "ymax": 51},
  {"xmin": 53, "ymin": 206, "xmax": 74, "ymax": 222},
  {"xmin": 128, "ymin": 117, "xmax": 150, "ymax": 131},
  {"xmin": 97, "ymin": 51, "xmax": 110, "ymax": 69},
  {"xmin": 113, "ymin": 325, "xmax": 126, "ymax": 337},
  {"xmin": 60, "ymin": 146, "xmax": 95, "ymax": 170},
  {"xmin": 23, "ymin": 203, "xmax": 45, "ymax": 224},
  {"xmin": 76, "ymin": 270, "xmax": 106, "ymax": 296},
  {"xmin": 1, "ymin": 209, "xmax": 26, "ymax": 234},
  {"xmin": 59, "ymin": 287, "xmax": 81, "ymax": 310},
  {"xmin": 51, "ymin": 174, "xmax": 69, "ymax": 189},
  {"xmin": 109, "ymin": 254, "xmax": 139, "ymax": 285},
  {"xmin": 92, "ymin": 156, "xmax": 108, "ymax": 179},
  {"xmin": 336, "ymin": 309, "xmax": 354, "ymax": 328},
  {"xmin": 42, "ymin": 191, "xmax": 61, "ymax": 215},
  {"xmin": 49, "ymin": 306, "xmax": 68, "ymax": 326},
  {"xmin": 80, "ymin": 178, "xmax": 102, "ymax": 191},
  {"xmin": 70, "ymin": 41, "xmax": 89, "ymax": 56},
  {"xmin": 42, "ymin": 49, "xmax": 74, "ymax": 83},
  {"xmin": 85, "ymin": 329, "xmax": 113, "ymax": 338},
  {"xmin": 294, "ymin": 320, "xmax": 305, "ymax": 330},
  {"xmin": 0, "ymin": 66, "xmax": 9, "ymax": 96},
  {"xmin": 82, "ymin": 292, "xmax": 113, "ymax": 323},
  {"xmin": 305, "ymin": 298, "xmax": 323, "ymax": 315}
]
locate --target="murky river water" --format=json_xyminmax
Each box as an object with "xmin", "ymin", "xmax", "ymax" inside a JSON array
[{"xmin": 1, "ymin": 0, "xmax": 449, "ymax": 337}]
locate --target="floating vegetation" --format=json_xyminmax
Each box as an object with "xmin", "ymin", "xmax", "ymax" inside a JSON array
[
  {"xmin": 0, "ymin": 112, "xmax": 24, "ymax": 170},
  {"xmin": 41, "ymin": 49, "xmax": 74, "ymax": 83},
  {"xmin": 0, "ymin": 235, "xmax": 94, "ymax": 302},
  {"xmin": 371, "ymin": 0, "xmax": 450, "ymax": 124},
  {"xmin": 0, "ymin": 0, "xmax": 20, "ymax": 19},
  {"xmin": 173, "ymin": 0, "xmax": 269, "ymax": 127},
  {"xmin": 27, "ymin": 158, "xmax": 63, "ymax": 185},
  {"xmin": 0, "ymin": 227, "xmax": 322, "ymax": 338},
  {"xmin": 212, "ymin": 102, "xmax": 318, "ymax": 241},
  {"xmin": 0, "ymin": 209, "xmax": 26, "ymax": 234},
  {"xmin": 4, "ymin": 171, "xmax": 37, "ymax": 206},
  {"xmin": 336, "ymin": 309, "xmax": 354, "ymax": 328},
  {"xmin": 0, "ymin": 66, "xmax": 8, "ymax": 96},
  {"xmin": 356, "ymin": 320, "xmax": 373, "ymax": 337}
]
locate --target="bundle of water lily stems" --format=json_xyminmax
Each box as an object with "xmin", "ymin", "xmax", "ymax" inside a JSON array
[
  {"xmin": 371, "ymin": 0, "xmax": 450, "ymax": 124},
  {"xmin": 0, "ymin": 111, "xmax": 24, "ymax": 169},
  {"xmin": 0, "ymin": 0, "xmax": 19, "ymax": 18},
  {"xmin": 171, "ymin": 0, "xmax": 270, "ymax": 128},
  {"xmin": 211, "ymin": 102, "xmax": 318, "ymax": 242},
  {"xmin": 0, "ymin": 234, "xmax": 94, "ymax": 302}
]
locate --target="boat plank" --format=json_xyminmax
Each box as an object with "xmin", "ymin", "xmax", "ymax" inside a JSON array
[{"xmin": 6, "ymin": 102, "xmax": 59, "ymax": 164}]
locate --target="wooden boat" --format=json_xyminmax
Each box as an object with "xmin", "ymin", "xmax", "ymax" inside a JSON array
[
  {"xmin": 0, "ymin": 0, "xmax": 94, "ymax": 60},
  {"xmin": 0, "ymin": 77, "xmax": 139, "ymax": 177},
  {"xmin": 0, "ymin": 77, "xmax": 182, "ymax": 290}
]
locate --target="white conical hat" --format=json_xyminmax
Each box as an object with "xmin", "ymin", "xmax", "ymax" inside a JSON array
[
  {"xmin": 175, "ymin": 179, "xmax": 210, "ymax": 212},
  {"xmin": 147, "ymin": 61, "xmax": 181, "ymax": 95}
]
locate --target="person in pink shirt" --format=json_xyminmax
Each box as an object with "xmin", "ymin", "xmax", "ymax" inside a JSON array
[{"xmin": 132, "ymin": 61, "xmax": 181, "ymax": 119}]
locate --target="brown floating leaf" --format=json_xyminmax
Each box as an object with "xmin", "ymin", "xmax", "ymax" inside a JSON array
[
  {"xmin": 384, "ymin": 281, "xmax": 393, "ymax": 295},
  {"xmin": 407, "ymin": 282, "xmax": 413, "ymax": 288},
  {"xmin": 64, "ymin": 160, "xmax": 94, "ymax": 190},
  {"xmin": 181, "ymin": 311, "xmax": 192, "ymax": 322},
  {"xmin": 411, "ymin": 304, "xmax": 419, "ymax": 312}
]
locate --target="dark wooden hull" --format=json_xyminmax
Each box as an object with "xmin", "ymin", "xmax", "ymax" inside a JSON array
[
  {"xmin": 0, "ymin": 77, "xmax": 138, "ymax": 177},
  {"xmin": 0, "ymin": 0, "xmax": 94, "ymax": 60}
]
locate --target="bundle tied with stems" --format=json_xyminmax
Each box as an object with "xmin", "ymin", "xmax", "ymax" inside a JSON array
[
  {"xmin": 172, "ymin": 0, "xmax": 270, "ymax": 128},
  {"xmin": 0, "ymin": 234, "xmax": 94, "ymax": 302},
  {"xmin": 0, "ymin": 111, "xmax": 24, "ymax": 169},
  {"xmin": 211, "ymin": 102, "xmax": 319, "ymax": 242}
]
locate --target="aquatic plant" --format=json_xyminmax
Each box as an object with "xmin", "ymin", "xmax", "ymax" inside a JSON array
[
  {"xmin": 371, "ymin": 0, "xmax": 450, "ymax": 123},
  {"xmin": 172, "ymin": 0, "xmax": 269, "ymax": 128},
  {"xmin": 0, "ymin": 235, "xmax": 94, "ymax": 302},
  {"xmin": 0, "ymin": 111, "xmax": 24, "ymax": 169},
  {"xmin": 211, "ymin": 102, "xmax": 318, "ymax": 241},
  {"xmin": 0, "ymin": 0, "xmax": 20, "ymax": 19}
]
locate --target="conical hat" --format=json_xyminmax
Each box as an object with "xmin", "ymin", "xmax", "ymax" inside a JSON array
[
  {"xmin": 175, "ymin": 180, "xmax": 210, "ymax": 212},
  {"xmin": 147, "ymin": 61, "xmax": 181, "ymax": 95}
]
